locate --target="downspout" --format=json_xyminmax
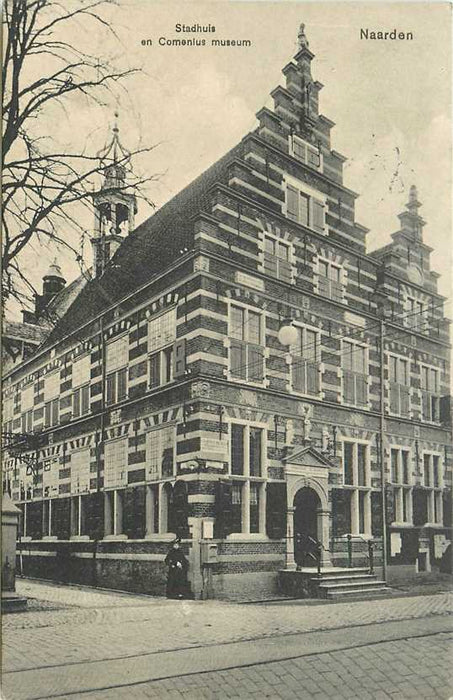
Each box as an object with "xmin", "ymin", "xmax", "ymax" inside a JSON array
[
  {"xmin": 93, "ymin": 314, "xmax": 106, "ymax": 586},
  {"xmin": 379, "ymin": 317, "xmax": 388, "ymax": 581}
]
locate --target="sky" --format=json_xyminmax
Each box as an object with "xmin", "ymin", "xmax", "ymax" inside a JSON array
[{"xmin": 12, "ymin": 0, "xmax": 452, "ymax": 318}]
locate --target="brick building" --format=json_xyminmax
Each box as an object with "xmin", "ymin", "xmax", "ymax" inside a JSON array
[{"xmin": 2, "ymin": 25, "xmax": 451, "ymax": 599}]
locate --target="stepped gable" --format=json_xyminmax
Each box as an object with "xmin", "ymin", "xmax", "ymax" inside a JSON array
[
  {"xmin": 372, "ymin": 185, "xmax": 442, "ymax": 297},
  {"xmin": 43, "ymin": 24, "xmax": 368, "ymax": 346}
]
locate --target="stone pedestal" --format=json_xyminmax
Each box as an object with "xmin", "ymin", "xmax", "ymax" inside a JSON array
[{"xmin": 2, "ymin": 493, "xmax": 27, "ymax": 613}]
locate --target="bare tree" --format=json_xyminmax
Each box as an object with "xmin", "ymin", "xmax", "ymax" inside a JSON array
[{"xmin": 2, "ymin": 0, "xmax": 157, "ymax": 307}]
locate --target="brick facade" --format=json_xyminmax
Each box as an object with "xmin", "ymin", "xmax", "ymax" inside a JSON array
[{"xmin": 3, "ymin": 26, "xmax": 451, "ymax": 599}]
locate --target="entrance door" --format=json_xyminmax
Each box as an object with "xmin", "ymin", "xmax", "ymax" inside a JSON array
[{"xmin": 293, "ymin": 487, "xmax": 321, "ymax": 566}]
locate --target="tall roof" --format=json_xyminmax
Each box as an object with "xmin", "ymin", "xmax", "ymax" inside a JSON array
[{"xmin": 42, "ymin": 141, "xmax": 244, "ymax": 347}]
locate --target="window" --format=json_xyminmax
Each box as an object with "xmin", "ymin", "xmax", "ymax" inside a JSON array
[
  {"xmin": 263, "ymin": 236, "xmax": 292, "ymax": 283},
  {"xmin": 290, "ymin": 326, "xmax": 320, "ymax": 396},
  {"xmin": 147, "ymin": 309, "xmax": 177, "ymax": 389},
  {"xmin": 406, "ymin": 297, "xmax": 425, "ymax": 330},
  {"xmin": 149, "ymin": 347, "xmax": 173, "ymax": 388},
  {"xmin": 73, "ymin": 384, "xmax": 90, "ymax": 418},
  {"xmin": 389, "ymin": 355, "xmax": 410, "ymax": 417},
  {"xmin": 422, "ymin": 454, "xmax": 443, "ymax": 525},
  {"xmin": 44, "ymin": 399, "xmax": 59, "ymax": 428},
  {"xmin": 390, "ymin": 448, "xmax": 412, "ymax": 524},
  {"xmin": 289, "ymin": 135, "xmax": 322, "ymax": 172},
  {"xmin": 104, "ymin": 438, "xmax": 127, "ymax": 488},
  {"xmin": 21, "ymin": 410, "xmax": 33, "ymax": 434},
  {"xmin": 420, "ymin": 365, "xmax": 440, "ymax": 422},
  {"xmin": 229, "ymin": 305, "xmax": 264, "ymax": 383},
  {"xmin": 285, "ymin": 182, "xmax": 325, "ymax": 233},
  {"xmin": 318, "ymin": 259, "xmax": 342, "ymax": 301},
  {"xmin": 106, "ymin": 367, "xmax": 127, "ymax": 406},
  {"xmin": 105, "ymin": 336, "xmax": 129, "ymax": 406},
  {"xmin": 342, "ymin": 341, "xmax": 368, "ymax": 407},
  {"xmin": 146, "ymin": 426, "xmax": 175, "ymax": 480},
  {"xmin": 229, "ymin": 423, "xmax": 265, "ymax": 534},
  {"xmin": 342, "ymin": 441, "xmax": 371, "ymax": 535}
]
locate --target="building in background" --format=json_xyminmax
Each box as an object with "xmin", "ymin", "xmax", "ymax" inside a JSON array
[{"xmin": 2, "ymin": 25, "xmax": 451, "ymax": 599}]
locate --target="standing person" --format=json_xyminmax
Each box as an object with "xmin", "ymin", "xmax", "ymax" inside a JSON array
[{"xmin": 165, "ymin": 537, "xmax": 189, "ymax": 599}]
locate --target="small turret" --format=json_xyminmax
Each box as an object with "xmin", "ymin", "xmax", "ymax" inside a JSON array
[
  {"xmin": 34, "ymin": 259, "xmax": 66, "ymax": 317},
  {"xmin": 91, "ymin": 112, "xmax": 137, "ymax": 278}
]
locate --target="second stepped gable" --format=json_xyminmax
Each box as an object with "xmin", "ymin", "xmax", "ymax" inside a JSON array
[{"xmin": 372, "ymin": 186, "xmax": 448, "ymax": 340}]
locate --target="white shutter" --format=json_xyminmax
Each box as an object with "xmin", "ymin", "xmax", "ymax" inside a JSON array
[
  {"xmin": 104, "ymin": 438, "xmax": 127, "ymax": 488},
  {"xmin": 44, "ymin": 372, "xmax": 60, "ymax": 401},
  {"xmin": 72, "ymin": 356, "xmax": 91, "ymax": 387},
  {"xmin": 21, "ymin": 385, "xmax": 34, "ymax": 411},
  {"xmin": 105, "ymin": 336, "xmax": 129, "ymax": 373},
  {"xmin": 148, "ymin": 309, "xmax": 176, "ymax": 353},
  {"xmin": 71, "ymin": 448, "xmax": 91, "ymax": 493}
]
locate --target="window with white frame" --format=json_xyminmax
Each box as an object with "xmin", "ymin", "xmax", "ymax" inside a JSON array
[
  {"xmin": 343, "ymin": 441, "xmax": 371, "ymax": 535},
  {"xmin": 229, "ymin": 305, "xmax": 264, "ymax": 383},
  {"xmin": 285, "ymin": 182, "xmax": 326, "ymax": 234},
  {"xmin": 389, "ymin": 355, "xmax": 410, "ymax": 417},
  {"xmin": 103, "ymin": 438, "xmax": 128, "ymax": 488},
  {"xmin": 342, "ymin": 341, "xmax": 368, "ymax": 407},
  {"xmin": 230, "ymin": 423, "xmax": 265, "ymax": 534},
  {"xmin": 390, "ymin": 448, "xmax": 412, "ymax": 524},
  {"xmin": 318, "ymin": 259, "xmax": 343, "ymax": 302},
  {"xmin": 148, "ymin": 309, "xmax": 176, "ymax": 389},
  {"xmin": 263, "ymin": 235, "xmax": 292, "ymax": 283},
  {"xmin": 146, "ymin": 425, "xmax": 175, "ymax": 480},
  {"xmin": 21, "ymin": 409, "xmax": 33, "ymax": 433},
  {"xmin": 289, "ymin": 134, "xmax": 323, "ymax": 172},
  {"xmin": 423, "ymin": 453, "xmax": 443, "ymax": 524},
  {"xmin": 44, "ymin": 398, "xmax": 59, "ymax": 428},
  {"xmin": 420, "ymin": 365, "xmax": 440, "ymax": 423},
  {"xmin": 73, "ymin": 385, "xmax": 90, "ymax": 418},
  {"xmin": 406, "ymin": 296, "xmax": 425, "ymax": 331},
  {"xmin": 106, "ymin": 336, "xmax": 129, "ymax": 406},
  {"xmin": 290, "ymin": 325, "xmax": 320, "ymax": 396},
  {"xmin": 71, "ymin": 448, "xmax": 91, "ymax": 494},
  {"xmin": 72, "ymin": 356, "xmax": 91, "ymax": 418}
]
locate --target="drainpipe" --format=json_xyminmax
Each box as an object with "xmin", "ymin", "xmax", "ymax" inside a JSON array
[
  {"xmin": 93, "ymin": 314, "xmax": 106, "ymax": 586},
  {"xmin": 379, "ymin": 317, "xmax": 388, "ymax": 581}
]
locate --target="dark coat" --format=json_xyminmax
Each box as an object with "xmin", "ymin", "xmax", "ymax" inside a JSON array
[{"xmin": 165, "ymin": 547, "xmax": 189, "ymax": 598}]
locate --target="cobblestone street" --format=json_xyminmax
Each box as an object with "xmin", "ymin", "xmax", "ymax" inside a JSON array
[{"xmin": 2, "ymin": 579, "xmax": 453, "ymax": 699}]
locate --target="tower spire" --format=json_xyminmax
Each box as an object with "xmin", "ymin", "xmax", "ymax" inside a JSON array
[{"xmin": 91, "ymin": 111, "xmax": 137, "ymax": 278}]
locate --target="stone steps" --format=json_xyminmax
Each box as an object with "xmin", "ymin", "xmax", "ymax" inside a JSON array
[{"xmin": 312, "ymin": 573, "xmax": 391, "ymax": 599}]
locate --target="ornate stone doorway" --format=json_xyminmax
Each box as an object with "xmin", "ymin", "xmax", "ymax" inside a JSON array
[{"xmin": 283, "ymin": 445, "xmax": 333, "ymax": 569}]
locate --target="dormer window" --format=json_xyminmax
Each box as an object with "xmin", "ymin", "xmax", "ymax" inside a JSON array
[{"xmin": 289, "ymin": 134, "xmax": 323, "ymax": 172}]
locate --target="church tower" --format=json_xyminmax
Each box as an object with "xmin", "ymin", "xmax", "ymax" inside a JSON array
[{"xmin": 91, "ymin": 113, "xmax": 137, "ymax": 278}]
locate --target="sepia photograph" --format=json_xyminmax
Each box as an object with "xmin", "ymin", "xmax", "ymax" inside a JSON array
[{"xmin": 2, "ymin": 1, "xmax": 452, "ymax": 698}]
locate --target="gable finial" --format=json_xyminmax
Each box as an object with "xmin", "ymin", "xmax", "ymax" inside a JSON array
[{"xmin": 298, "ymin": 23, "xmax": 309, "ymax": 50}]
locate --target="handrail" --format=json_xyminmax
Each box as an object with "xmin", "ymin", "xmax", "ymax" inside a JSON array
[{"xmin": 346, "ymin": 534, "xmax": 375, "ymax": 574}]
